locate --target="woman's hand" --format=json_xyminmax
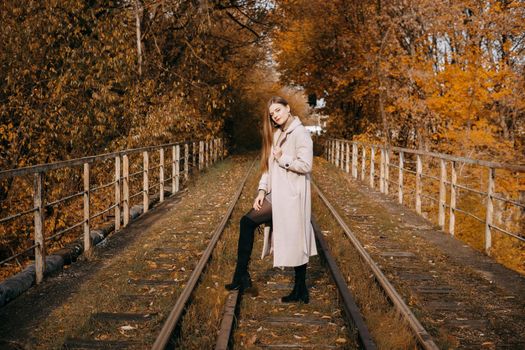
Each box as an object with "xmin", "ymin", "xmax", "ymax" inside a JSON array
[
  {"xmin": 253, "ymin": 190, "xmax": 265, "ymax": 210},
  {"xmin": 273, "ymin": 146, "xmax": 282, "ymax": 160}
]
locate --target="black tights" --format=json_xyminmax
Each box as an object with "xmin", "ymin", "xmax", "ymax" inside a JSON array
[
  {"xmin": 234, "ymin": 199, "xmax": 272, "ymax": 277},
  {"xmin": 234, "ymin": 199, "xmax": 307, "ymax": 281}
]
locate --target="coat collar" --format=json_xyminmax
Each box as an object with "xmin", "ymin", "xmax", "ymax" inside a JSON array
[
  {"xmin": 273, "ymin": 117, "xmax": 302, "ymax": 148},
  {"xmin": 282, "ymin": 116, "xmax": 302, "ymax": 134}
]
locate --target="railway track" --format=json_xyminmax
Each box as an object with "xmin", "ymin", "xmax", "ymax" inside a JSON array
[
  {"xmin": 214, "ymin": 216, "xmax": 377, "ymax": 350},
  {"xmin": 62, "ymin": 159, "xmax": 440, "ymax": 350},
  {"xmin": 312, "ymin": 183, "xmax": 439, "ymax": 350},
  {"xmin": 212, "ymin": 182, "xmax": 440, "ymax": 349},
  {"xmin": 313, "ymin": 158, "xmax": 525, "ymax": 349},
  {"xmin": 61, "ymin": 158, "xmax": 255, "ymax": 349}
]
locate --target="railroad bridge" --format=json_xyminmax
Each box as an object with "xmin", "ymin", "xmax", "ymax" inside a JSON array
[{"xmin": 0, "ymin": 139, "xmax": 524, "ymax": 349}]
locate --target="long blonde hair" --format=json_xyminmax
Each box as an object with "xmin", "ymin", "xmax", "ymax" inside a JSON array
[{"xmin": 261, "ymin": 96, "xmax": 289, "ymax": 173}]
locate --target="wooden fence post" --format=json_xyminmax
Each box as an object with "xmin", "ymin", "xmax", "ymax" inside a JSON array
[
  {"xmin": 83, "ymin": 163, "xmax": 91, "ymax": 256},
  {"xmin": 159, "ymin": 148, "xmax": 165, "ymax": 203},
  {"xmin": 34, "ymin": 171, "xmax": 45, "ymax": 284},
  {"xmin": 212, "ymin": 139, "xmax": 216, "ymax": 163},
  {"xmin": 335, "ymin": 140, "xmax": 340, "ymax": 168},
  {"xmin": 184, "ymin": 143, "xmax": 189, "ymax": 181},
  {"xmin": 204, "ymin": 140, "xmax": 207, "ymax": 168},
  {"xmin": 345, "ymin": 142, "xmax": 350, "ymax": 173},
  {"xmin": 370, "ymin": 147, "xmax": 375, "ymax": 188},
  {"xmin": 115, "ymin": 156, "xmax": 121, "ymax": 230},
  {"xmin": 331, "ymin": 140, "xmax": 335, "ymax": 164},
  {"xmin": 210, "ymin": 139, "xmax": 214, "ymax": 164},
  {"xmin": 384, "ymin": 149, "xmax": 390, "ymax": 195},
  {"xmin": 340, "ymin": 141, "xmax": 345, "ymax": 171},
  {"xmin": 361, "ymin": 146, "xmax": 366, "ymax": 180},
  {"xmin": 208, "ymin": 140, "xmax": 211, "ymax": 167},
  {"xmin": 398, "ymin": 151, "xmax": 404, "ymax": 204},
  {"xmin": 438, "ymin": 159, "xmax": 446, "ymax": 229},
  {"xmin": 449, "ymin": 161, "xmax": 457, "ymax": 236},
  {"xmin": 334, "ymin": 140, "xmax": 337, "ymax": 165},
  {"xmin": 210, "ymin": 139, "xmax": 213, "ymax": 165},
  {"xmin": 174, "ymin": 145, "xmax": 180, "ymax": 193},
  {"xmin": 485, "ymin": 168, "xmax": 495, "ymax": 255},
  {"xmin": 143, "ymin": 151, "xmax": 149, "ymax": 213},
  {"xmin": 123, "ymin": 155, "xmax": 129, "ymax": 226},
  {"xmin": 193, "ymin": 142, "xmax": 197, "ymax": 172},
  {"xmin": 352, "ymin": 143, "xmax": 358, "ymax": 179},
  {"xmin": 208, "ymin": 139, "xmax": 212, "ymax": 166},
  {"xmin": 199, "ymin": 141, "xmax": 204, "ymax": 170},
  {"xmin": 416, "ymin": 154, "xmax": 422, "ymax": 214},
  {"xmin": 331, "ymin": 140, "xmax": 333, "ymax": 164},
  {"xmin": 213, "ymin": 138, "xmax": 219, "ymax": 163},
  {"xmin": 380, "ymin": 148, "xmax": 385, "ymax": 193}
]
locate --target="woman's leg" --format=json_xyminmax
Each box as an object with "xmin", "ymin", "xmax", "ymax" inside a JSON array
[
  {"xmin": 282, "ymin": 263, "xmax": 309, "ymax": 304},
  {"xmin": 225, "ymin": 199, "xmax": 272, "ymax": 291}
]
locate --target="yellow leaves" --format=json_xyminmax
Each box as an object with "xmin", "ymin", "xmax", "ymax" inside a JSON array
[{"xmin": 385, "ymin": 105, "xmax": 396, "ymax": 114}]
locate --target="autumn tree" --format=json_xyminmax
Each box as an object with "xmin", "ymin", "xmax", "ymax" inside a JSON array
[
  {"xmin": 271, "ymin": 0, "xmax": 525, "ymax": 161},
  {"xmin": 0, "ymin": 0, "xmax": 275, "ymax": 273}
]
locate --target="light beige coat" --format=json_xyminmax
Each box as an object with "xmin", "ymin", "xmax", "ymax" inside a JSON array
[{"xmin": 258, "ymin": 117, "xmax": 318, "ymax": 267}]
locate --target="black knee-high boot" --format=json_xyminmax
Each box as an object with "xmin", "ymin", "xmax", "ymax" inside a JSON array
[
  {"xmin": 225, "ymin": 215, "xmax": 257, "ymax": 293},
  {"xmin": 282, "ymin": 263, "xmax": 309, "ymax": 304}
]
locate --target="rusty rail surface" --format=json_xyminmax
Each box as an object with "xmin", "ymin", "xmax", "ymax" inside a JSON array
[
  {"xmin": 313, "ymin": 181, "xmax": 440, "ymax": 350},
  {"xmin": 151, "ymin": 159, "xmax": 255, "ymax": 350},
  {"xmin": 214, "ymin": 220, "xmax": 377, "ymax": 350}
]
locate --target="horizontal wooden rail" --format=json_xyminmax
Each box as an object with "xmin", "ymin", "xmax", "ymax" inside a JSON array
[{"xmin": 325, "ymin": 138, "xmax": 524, "ymax": 256}]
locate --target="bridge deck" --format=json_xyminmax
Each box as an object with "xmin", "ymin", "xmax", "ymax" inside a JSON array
[
  {"xmin": 0, "ymin": 155, "xmax": 523, "ymax": 349},
  {"xmin": 313, "ymin": 157, "xmax": 525, "ymax": 349}
]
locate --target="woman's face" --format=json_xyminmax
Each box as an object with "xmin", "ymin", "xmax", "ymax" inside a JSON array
[{"xmin": 269, "ymin": 103, "xmax": 291, "ymax": 126}]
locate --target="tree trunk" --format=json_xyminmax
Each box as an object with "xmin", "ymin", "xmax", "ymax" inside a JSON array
[{"xmin": 135, "ymin": 0, "xmax": 143, "ymax": 77}]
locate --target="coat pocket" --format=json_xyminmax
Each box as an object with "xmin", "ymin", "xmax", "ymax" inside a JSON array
[{"xmin": 285, "ymin": 171, "xmax": 302, "ymax": 197}]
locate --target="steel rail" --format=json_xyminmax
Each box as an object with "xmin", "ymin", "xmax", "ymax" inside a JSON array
[
  {"xmin": 333, "ymin": 139, "xmax": 525, "ymax": 172},
  {"xmin": 491, "ymin": 195, "xmax": 525, "ymax": 208},
  {"xmin": 91, "ymin": 180, "xmax": 117, "ymax": 193},
  {"xmin": 0, "ymin": 142, "xmax": 188, "ymax": 179},
  {"xmin": 45, "ymin": 220, "xmax": 85, "ymax": 242},
  {"xmin": 89, "ymin": 204, "xmax": 118, "ymax": 221},
  {"xmin": 452, "ymin": 207, "xmax": 485, "ymax": 223},
  {"xmin": 421, "ymin": 173, "xmax": 440, "ymax": 182},
  {"xmin": 312, "ymin": 182, "xmax": 440, "ymax": 350},
  {"xmin": 489, "ymin": 224, "xmax": 525, "ymax": 242},
  {"xmin": 311, "ymin": 218, "xmax": 377, "ymax": 350},
  {"xmin": 0, "ymin": 243, "xmax": 38, "ymax": 266},
  {"xmin": 420, "ymin": 193, "xmax": 439, "ymax": 202},
  {"xmin": 214, "ymin": 290, "xmax": 240, "ymax": 350},
  {"xmin": 0, "ymin": 207, "xmax": 37, "ymax": 224},
  {"xmin": 129, "ymin": 191, "xmax": 144, "ymax": 200},
  {"xmin": 454, "ymin": 183, "xmax": 487, "ymax": 196},
  {"xmin": 128, "ymin": 170, "xmax": 144, "ymax": 178},
  {"xmin": 151, "ymin": 159, "xmax": 256, "ymax": 350},
  {"xmin": 46, "ymin": 191, "xmax": 84, "ymax": 208}
]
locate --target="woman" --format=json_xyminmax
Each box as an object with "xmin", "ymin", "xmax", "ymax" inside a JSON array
[{"xmin": 225, "ymin": 96, "xmax": 318, "ymax": 304}]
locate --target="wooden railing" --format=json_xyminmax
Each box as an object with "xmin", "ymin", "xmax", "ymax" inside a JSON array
[
  {"xmin": 325, "ymin": 139, "xmax": 525, "ymax": 256},
  {"xmin": 0, "ymin": 138, "xmax": 224, "ymax": 283}
]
